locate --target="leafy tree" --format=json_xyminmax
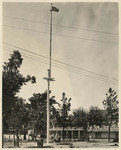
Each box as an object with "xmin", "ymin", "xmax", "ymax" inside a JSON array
[
  {"xmin": 7, "ymin": 97, "xmax": 30, "ymax": 140},
  {"xmin": 88, "ymin": 106, "xmax": 105, "ymax": 140},
  {"xmin": 2, "ymin": 50, "xmax": 36, "ymax": 147},
  {"xmin": 72, "ymin": 106, "xmax": 104, "ymax": 140},
  {"xmin": 28, "ymin": 91, "xmax": 59, "ymax": 138},
  {"xmin": 88, "ymin": 106, "xmax": 105, "ymax": 129},
  {"xmin": 102, "ymin": 88, "xmax": 119, "ymax": 141},
  {"xmin": 2, "ymin": 50, "xmax": 36, "ymax": 130},
  {"xmin": 72, "ymin": 107, "xmax": 88, "ymax": 139},
  {"xmin": 57, "ymin": 92, "xmax": 71, "ymax": 141}
]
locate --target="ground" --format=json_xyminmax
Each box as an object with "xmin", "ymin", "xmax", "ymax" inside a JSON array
[{"xmin": 3, "ymin": 140, "xmax": 119, "ymax": 148}]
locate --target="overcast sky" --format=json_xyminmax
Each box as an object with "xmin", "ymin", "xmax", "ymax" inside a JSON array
[{"xmin": 2, "ymin": 2, "xmax": 119, "ymax": 111}]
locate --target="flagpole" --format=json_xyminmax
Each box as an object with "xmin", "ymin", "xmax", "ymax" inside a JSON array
[
  {"xmin": 50, "ymin": 3, "xmax": 52, "ymax": 77},
  {"xmin": 47, "ymin": 3, "xmax": 53, "ymax": 144},
  {"xmin": 47, "ymin": 69, "xmax": 50, "ymax": 144},
  {"xmin": 44, "ymin": 3, "xmax": 59, "ymax": 144}
]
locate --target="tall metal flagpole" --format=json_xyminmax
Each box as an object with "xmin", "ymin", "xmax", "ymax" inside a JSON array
[
  {"xmin": 50, "ymin": 3, "xmax": 52, "ymax": 77},
  {"xmin": 47, "ymin": 3, "xmax": 52, "ymax": 144},
  {"xmin": 47, "ymin": 70, "xmax": 50, "ymax": 144},
  {"xmin": 44, "ymin": 3, "xmax": 59, "ymax": 144}
]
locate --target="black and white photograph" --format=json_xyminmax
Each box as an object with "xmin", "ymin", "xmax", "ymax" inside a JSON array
[{"xmin": 1, "ymin": 1, "xmax": 119, "ymax": 148}]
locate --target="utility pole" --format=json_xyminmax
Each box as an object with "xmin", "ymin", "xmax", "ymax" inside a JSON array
[{"xmin": 43, "ymin": 3, "xmax": 59, "ymax": 144}]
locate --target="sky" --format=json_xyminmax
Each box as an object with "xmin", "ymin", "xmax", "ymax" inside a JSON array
[{"xmin": 2, "ymin": 2, "xmax": 119, "ymax": 111}]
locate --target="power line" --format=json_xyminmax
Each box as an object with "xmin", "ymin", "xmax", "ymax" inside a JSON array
[
  {"xmin": 3, "ymin": 42, "xmax": 118, "ymax": 82},
  {"xmin": 3, "ymin": 46, "xmax": 118, "ymax": 85},
  {"xmin": 3, "ymin": 42, "xmax": 48, "ymax": 59},
  {"xmin": 4, "ymin": 46, "xmax": 118, "ymax": 85},
  {"xmin": 52, "ymin": 58, "xmax": 118, "ymax": 82},
  {"xmin": 3, "ymin": 46, "xmax": 49, "ymax": 66},
  {"xmin": 3, "ymin": 43, "xmax": 118, "ymax": 82},
  {"xmin": 4, "ymin": 15, "xmax": 118, "ymax": 35},
  {"xmin": 4, "ymin": 24, "xmax": 49, "ymax": 35},
  {"xmin": 4, "ymin": 24, "xmax": 118, "ymax": 45},
  {"xmin": 3, "ymin": 43, "xmax": 118, "ymax": 84}
]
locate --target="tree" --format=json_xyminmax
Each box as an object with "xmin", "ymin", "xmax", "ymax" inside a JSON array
[
  {"xmin": 28, "ymin": 91, "xmax": 59, "ymax": 138},
  {"xmin": 88, "ymin": 106, "xmax": 105, "ymax": 140},
  {"xmin": 102, "ymin": 88, "xmax": 119, "ymax": 142},
  {"xmin": 57, "ymin": 92, "xmax": 71, "ymax": 141},
  {"xmin": 2, "ymin": 51, "xmax": 36, "ymax": 127},
  {"xmin": 7, "ymin": 97, "xmax": 30, "ymax": 141},
  {"xmin": 72, "ymin": 107, "xmax": 88, "ymax": 139},
  {"xmin": 88, "ymin": 106, "xmax": 105, "ymax": 129},
  {"xmin": 72, "ymin": 106, "xmax": 104, "ymax": 140},
  {"xmin": 2, "ymin": 50, "xmax": 36, "ymax": 146}
]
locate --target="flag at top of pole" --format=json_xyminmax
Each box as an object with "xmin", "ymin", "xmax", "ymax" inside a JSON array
[{"xmin": 51, "ymin": 6, "xmax": 59, "ymax": 12}]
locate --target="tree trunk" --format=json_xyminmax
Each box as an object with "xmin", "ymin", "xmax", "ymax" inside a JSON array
[
  {"xmin": 67, "ymin": 128, "xmax": 68, "ymax": 142},
  {"xmin": 84, "ymin": 129, "xmax": 88, "ymax": 141},
  {"xmin": 2, "ymin": 132, "xmax": 4, "ymax": 148},
  {"xmin": 62, "ymin": 127, "xmax": 65, "ymax": 141},
  {"xmin": 108, "ymin": 125, "xmax": 111, "ymax": 142},
  {"xmin": 24, "ymin": 131, "xmax": 26, "ymax": 140},
  {"xmin": 2, "ymin": 122, "xmax": 4, "ymax": 148},
  {"xmin": 16, "ymin": 130, "xmax": 19, "ymax": 147},
  {"xmin": 13, "ymin": 132, "xmax": 15, "ymax": 147}
]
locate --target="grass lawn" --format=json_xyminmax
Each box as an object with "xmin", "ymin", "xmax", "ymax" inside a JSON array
[{"xmin": 3, "ymin": 140, "xmax": 119, "ymax": 148}]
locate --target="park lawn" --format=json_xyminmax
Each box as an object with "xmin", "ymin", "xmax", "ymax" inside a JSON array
[{"xmin": 3, "ymin": 140, "xmax": 119, "ymax": 148}]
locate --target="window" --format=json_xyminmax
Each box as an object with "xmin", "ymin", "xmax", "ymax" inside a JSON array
[{"xmin": 95, "ymin": 132, "xmax": 101, "ymax": 139}]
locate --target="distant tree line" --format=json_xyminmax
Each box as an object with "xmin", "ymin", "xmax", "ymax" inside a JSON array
[{"xmin": 2, "ymin": 51, "xmax": 119, "ymax": 147}]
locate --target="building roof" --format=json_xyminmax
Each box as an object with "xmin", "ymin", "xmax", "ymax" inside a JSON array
[{"xmin": 50, "ymin": 126, "xmax": 119, "ymax": 132}]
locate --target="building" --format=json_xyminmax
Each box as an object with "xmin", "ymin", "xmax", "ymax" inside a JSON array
[{"xmin": 50, "ymin": 126, "xmax": 119, "ymax": 142}]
